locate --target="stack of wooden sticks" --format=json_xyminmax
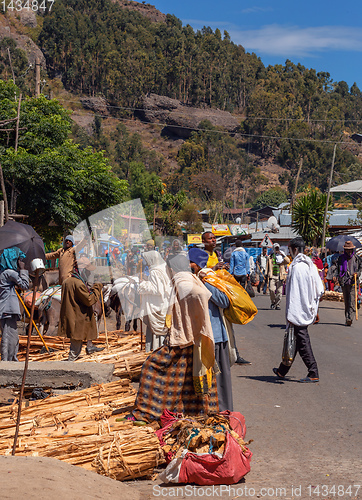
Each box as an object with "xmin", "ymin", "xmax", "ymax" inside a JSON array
[
  {"xmin": 17, "ymin": 331, "xmax": 148, "ymax": 380},
  {"xmin": 0, "ymin": 380, "xmax": 165, "ymax": 480}
]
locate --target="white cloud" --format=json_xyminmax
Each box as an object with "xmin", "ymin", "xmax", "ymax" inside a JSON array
[
  {"xmin": 181, "ymin": 21, "xmax": 362, "ymax": 57},
  {"xmin": 240, "ymin": 7, "xmax": 273, "ymax": 14},
  {"xmin": 227, "ymin": 25, "xmax": 362, "ymax": 57}
]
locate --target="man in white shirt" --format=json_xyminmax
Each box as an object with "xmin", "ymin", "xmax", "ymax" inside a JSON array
[
  {"xmin": 256, "ymin": 246, "xmax": 268, "ymax": 293},
  {"xmin": 273, "ymin": 237, "xmax": 324, "ymax": 383}
]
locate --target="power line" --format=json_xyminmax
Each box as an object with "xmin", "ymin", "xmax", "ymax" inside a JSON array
[
  {"xmin": 55, "ymin": 98, "xmax": 362, "ymax": 124},
  {"xmin": 69, "ymin": 109, "xmax": 359, "ymax": 146}
]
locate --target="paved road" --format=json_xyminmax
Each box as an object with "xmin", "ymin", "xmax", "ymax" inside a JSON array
[
  {"xmin": 230, "ymin": 293, "xmax": 361, "ymax": 498},
  {"xmin": 129, "ymin": 292, "xmax": 362, "ymax": 499}
]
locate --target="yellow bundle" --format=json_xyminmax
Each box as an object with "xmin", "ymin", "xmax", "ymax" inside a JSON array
[{"xmin": 203, "ymin": 269, "xmax": 258, "ymax": 325}]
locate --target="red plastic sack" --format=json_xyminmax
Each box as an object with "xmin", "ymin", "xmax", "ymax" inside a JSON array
[
  {"xmin": 178, "ymin": 431, "xmax": 252, "ymax": 485},
  {"xmin": 157, "ymin": 410, "xmax": 252, "ymax": 485}
]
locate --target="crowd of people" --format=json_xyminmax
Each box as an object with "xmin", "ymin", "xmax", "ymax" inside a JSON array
[{"xmin": 0, "ymin": 230, "xmax": 361, "ymax": 425}]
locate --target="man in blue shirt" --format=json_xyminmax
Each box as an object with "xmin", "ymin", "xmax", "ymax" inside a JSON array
[{"xmin": 229, "ymin": 240, "xmax": 250, "ymax": 289}]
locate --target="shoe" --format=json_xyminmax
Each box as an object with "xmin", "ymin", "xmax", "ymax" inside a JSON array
[
  {"xmin": 275, "ymin": 306, "xmax": 281, "ymax": 310},
  {"xmin": 345, "ymin": 319, "xmax": 352, "ymax": 326},
  {"xmin": 299, "ymin": 377, "xmax": 319, "ymax": 383},
  {"xmin": 86, "ymin": 345, "xmax": 105, "ymax": 355},
  {"xmin": 257, "ymin": 287, "xmax": 260, "ymax": 293},
  {"xmin": 273, "ymin": 367, "xmax": 285, "ymax": 380},
  {"xmin": 235, "ymin": 357, "xmax": 252, "ymax": 365},
  {"xmin": 67, "ymin": 353, "xmax": 81, "ymax": 362},
  {"xmin": 270, "ymin": 304, "xmax": 275, "ymax": 309},
  {"xmin": 116, "ymin": 414, "xmax": 147, "ymax": 426}
]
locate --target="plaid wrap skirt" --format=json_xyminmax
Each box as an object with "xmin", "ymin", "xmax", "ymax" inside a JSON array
[{"xmin": 132, "ymin": 344, "xmax": 219, "ymax": 422}]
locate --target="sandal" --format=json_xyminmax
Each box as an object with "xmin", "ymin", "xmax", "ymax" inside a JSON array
[
  {"xmin": 116, "ymin": 414, "xmax": 147, "ymax": 426},
  {"xmin": 299, "ymin": 377, "xmax": 319, "ymax": 383},
  {"xmin": 273, "ymin": 368, "xmax": 285, "ymax": 380}
]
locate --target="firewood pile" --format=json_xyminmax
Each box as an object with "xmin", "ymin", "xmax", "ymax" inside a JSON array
[
  {"xmin": 0, "ymin": 380, "xmax": 165, "ymax": 480},
  {"xmin": 161, "ymin": 414, "xmax": 250, "ymax": 458},
  {"xmin": 17, "ymin": 331, "xmax": 148, "ymax": 380},
  {"xmin": 322, "ymin": 291, "xmax": 344, "ymax": 302}
]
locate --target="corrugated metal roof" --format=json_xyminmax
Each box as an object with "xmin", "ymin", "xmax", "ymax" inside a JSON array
[
  {"xmin": 330, "ymin": 180, "xmax": 362, "ymax": 193},
  {"xmin": 251, "ymin": 226, "xmax": 299, "ymax": 241}
]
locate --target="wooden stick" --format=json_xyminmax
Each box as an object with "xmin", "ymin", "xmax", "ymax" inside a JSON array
[
  {"xmin": 355, "ymin": 273, "xmax": 358, "ymax": 321},
  {"xmin": 16, "ymin": 290, "xmax": 49, "ymax": 352},
  {"xmin": 12, "ymin": 269, "xmax": 39, "ymax": 455},
  {"xmin": 100, "ymin": 289, "xmax": 109, "ymax": 350}
]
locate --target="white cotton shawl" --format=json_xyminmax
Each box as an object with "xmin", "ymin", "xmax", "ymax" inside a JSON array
[
  {"xmin": 138, "ymin": 251, "xmax": 173, "ymax": 336},
  {"xmin": 285, "ymin": 253, "xmax": 324, "ymax": 326}
]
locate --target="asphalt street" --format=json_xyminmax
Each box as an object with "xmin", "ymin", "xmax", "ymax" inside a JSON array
[
  {"xmin": 230, "ymin": 292, "xmax": 362, "ymax": 498},
  {"xmin": 125, "ymin": 291, "xmax": 361, "ymax": 499}
]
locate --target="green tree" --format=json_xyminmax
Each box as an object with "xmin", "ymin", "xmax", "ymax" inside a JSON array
[
  {"xmin": 0, "ymin": 81, "xmax": 128, "ymax": 243},
  {"xmin": 178, "ymin": 203, "xmax": 203, "ymax": 233},
  {"xmin": 253, "ymin": 187, "xmax": 288, "ymax": 209},
  {"xmin": 292, "ymin": 189, "xmax": 332, "ymax": 245}
]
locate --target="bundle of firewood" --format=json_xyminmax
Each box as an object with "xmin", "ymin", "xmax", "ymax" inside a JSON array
[
  {"xmin": 161, "ymin": 414, "xmax": 249, "ymax": 458},
  {"xmin": 17, "ymin": 332, "xmax": 148, "ymax": 380},
  {"xmin": 0, "ymin": 380, "xmax": 165, "ymax": 480},
  {"xmin": 322, "ymin": 291, "xmax": 344, "ymax": 302}
]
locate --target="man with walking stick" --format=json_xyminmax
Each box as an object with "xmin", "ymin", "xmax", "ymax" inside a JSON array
[{"xmin": 335, "ymin": 241, "xmax": 362, "ymax": 326}]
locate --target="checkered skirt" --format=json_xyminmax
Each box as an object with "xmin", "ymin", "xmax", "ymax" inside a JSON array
[{"xmin": 132, "ymin": 345, "xmax": 219, "ymax": 422}]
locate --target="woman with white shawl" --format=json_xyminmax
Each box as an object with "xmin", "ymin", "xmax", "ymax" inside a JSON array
[{"xmin": 138, "ymin": 250, "xmax": 173, "ymax": 352}]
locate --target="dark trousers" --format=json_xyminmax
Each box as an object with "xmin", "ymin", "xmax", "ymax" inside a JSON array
[
  {"xmin": 278, "ymin": 325, "xmax": 319, "ymax": 379},
  {"xmin": 342, "ymin": 284, "xmax": 356, "ymax": 322},
  {"xmin": 215, "ymin": 341, "xmax": 233, "ymax": 412},
  {"xmin": 257, "ymin": 273, "xmax": 268, "ymax": 293},
  {"xmin": 234, "ymin": 275, "xmax": 247, "ymax": 289}
]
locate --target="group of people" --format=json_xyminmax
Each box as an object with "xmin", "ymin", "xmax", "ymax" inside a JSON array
[{"xmin": 1, "ymin": 230, "xmax": 361, "ymax": 427}]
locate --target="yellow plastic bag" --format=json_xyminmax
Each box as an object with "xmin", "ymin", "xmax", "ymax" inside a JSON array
[{"xmin": 203, "ymin": 269, "xmax": 258, "ymax": 325}]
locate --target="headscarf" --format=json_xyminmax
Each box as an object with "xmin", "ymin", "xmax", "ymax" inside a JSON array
[
  {"xmin": 0, "ymin": 247, "xmax": 26, "ymax": 272},
  {"xmin": 142, "ymin": 250, "xmax": 165, "ymax": 270},
  {"xmin": 167, "ymin": 254, "xmax": 191, "ymax": 274},
  {"xmin": 188, "ymin": 248, "xmax": 209, "ymax": 268},
  {"xmin": 64, "ymin": 235, "xmax": 75, "ymax": 247}
]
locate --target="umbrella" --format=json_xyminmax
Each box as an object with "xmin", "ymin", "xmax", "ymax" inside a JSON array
[
  {"xmin": 326, "ymin": 235, "xmax": 362, "ymax": 253},
  {"xmin": 0, "ymin": 220, "xmax": 46, "ymax": 272}
]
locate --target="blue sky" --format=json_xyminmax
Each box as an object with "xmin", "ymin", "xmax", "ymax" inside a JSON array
[{"xmin": 151, "ymin": 0, "xmax": 362, "ymax": 90}]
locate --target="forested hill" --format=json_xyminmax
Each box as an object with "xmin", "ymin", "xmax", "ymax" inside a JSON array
[{"xmin": 1, "ymin": 0, "xmax": 362, "ymax": 209}]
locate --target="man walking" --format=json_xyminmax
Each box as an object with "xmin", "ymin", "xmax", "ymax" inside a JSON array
[
  {"xmin": 256, "ymin": 246, "xmax": 268, "ymax": 294},
  {"xmin": 335, "ymin": 240, "xmax": 362, "ymax": 326},
  {"xmin": 58, "ymin": 257, "xmax": 104, "ymax": 361},
  {"xmin": 229, "ymin": 240, "xmax": 250, "ymax": 288},
  {"xmin": 273, "ymin": 237, "xmax": 324, "ymax": 383},
  {"xmin": 266, "ymin": 243, "xmax": 289, "ymax": 310}
]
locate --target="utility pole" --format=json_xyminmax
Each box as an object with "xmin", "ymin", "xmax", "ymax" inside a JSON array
[
  {"xmin": 291, "ymin": 157, "xmax": 303, "ymax": 214},
  {"xmin": 11, "ymin": 94, "xmax": 21, "ymax": 214},
  {"xmin": 321, "ymin": 143, "xmax": 338, "ymax": 248},
  {"xmin": 0, "ymin": 200, "xmax": 4, "ymax": 226},
  {"xmin": 35, "ymin": 58, "xmax": 41, "ymax": 97},
  {"xmin": 0, "ymin": 164, "xmax": 9, "ymax": 223},
  {"xmin": 7, "ymin": 48, "xmax": 15, "ymax": 85}
]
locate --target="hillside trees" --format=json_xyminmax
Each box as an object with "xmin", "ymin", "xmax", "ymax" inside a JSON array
[{"xmin": 38, "ymin": 0, "xmax": 263, "ymax": 110}]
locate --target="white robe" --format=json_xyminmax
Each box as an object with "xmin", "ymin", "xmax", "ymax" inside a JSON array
[
  {"xmin": 138, "ymin": 251, "xmax": 173, "ymax": 351},
  {"xmin": 285, "ymin": 253, "xmax": 324, "ymax": 326}
]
